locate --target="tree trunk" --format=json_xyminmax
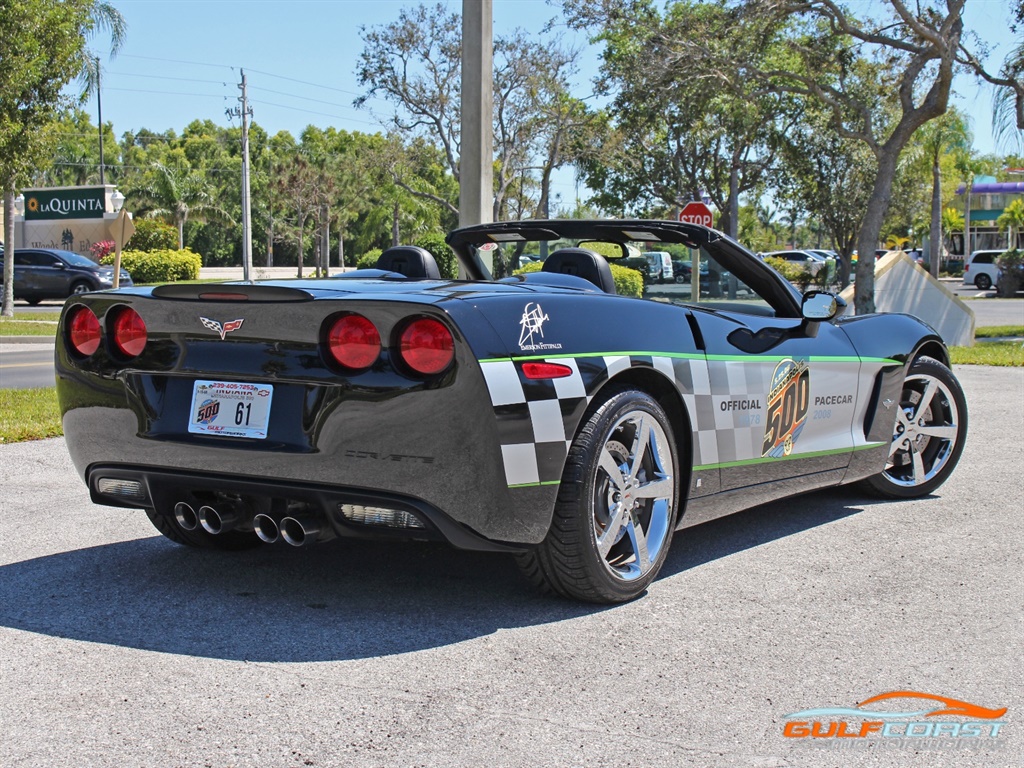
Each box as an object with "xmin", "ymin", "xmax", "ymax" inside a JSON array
[
  {"xmin": 266, "ymin": 223, "xmax": 274, "ymax": 267},
  {"xmin": 930, "ymin": 156, "xmax": 942, "ymax": 278},
  {"xmin": 177, "ymin": 220, "xmax": 184, "ymax": 250},
  {"xmin": 392, "ymin": 202, "xmax": 400, "ymax": 247},
  {"xmin": 319, "ymin": 203, "xmax": 329, "ymax": 277},
  {"xmin": 727, "ymin": 166, "xmax": 739, "ymax": 239},
  {"xmin": 296, "ymin": 210, "xmax": 304, "ymax": 278},
  {"xmin": 2, "ymin": 185, "xmax": 15, "ymax": 317},
  {"xmin": 854, "ymin": 151, "xmax": 900, "ymax": 315}
]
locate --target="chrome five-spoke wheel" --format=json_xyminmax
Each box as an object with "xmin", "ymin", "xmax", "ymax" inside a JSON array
[
  {"xmin": 516, "ymin": 388, "xmax": 679, "ymax": 603},
  {"xmin": 593, "ymin": 412, "xmax": 674, "ymax": 582},
  {"xmin": 867, "ymin": 357, "xmax": 967, "ymax": 498}
]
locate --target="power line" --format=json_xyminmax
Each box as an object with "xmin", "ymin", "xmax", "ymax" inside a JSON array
[
  {"xmin": 252, "ymin": 99, "xmax": 381, "ymax": 128},
  {"xmin": 106, "ymin": 87, "xmax": 229, "ymax": 99},
  {"xmin": 119, "ymin": 53, "xmax": 233, "ymax": 71},
  {"xmin": 106, "ymin": 71, "xmax": 232, "ymax": 86}
]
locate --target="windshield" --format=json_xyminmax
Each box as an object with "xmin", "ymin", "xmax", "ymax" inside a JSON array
[
  {"xmin": 58, "ymin": 250, "xmax": 102, "ymax": 268},
  {"xmin": 468, "ymin": 232, "xmax": 775, "ymax": 315}
]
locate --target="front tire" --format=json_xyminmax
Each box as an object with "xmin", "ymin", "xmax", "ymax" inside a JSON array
[
  {"xmin": 517, "ymin": 388, "xmax": 679, "ymax": 603},
  {"xmin": 864, "ymin": 357, "xmax": 967, "ymax": 498},
  {"xmin": 69, "ymin": 281, "xmax": 92, "ymax": 296}
]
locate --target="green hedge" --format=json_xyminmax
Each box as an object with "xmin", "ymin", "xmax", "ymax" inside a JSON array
[
  {"xmin": 100, "ymin": 248, "xmax": 202, "ymax": 283},
  {"xmin": 764, "ymin": 256, "xmax": 814, "ymax": 290},
  {"xmin": 356, "ymin": 249, "xmax": 382, "ymax": 270},
  {"xmin": 129, "ymin": 219, "xmax": 178, "ymax": 252},
  {"xmin": 513, "ymin": 260, "xmax": 644, "ymax": 298},
  {"xmin": 413, "ymin": 234, "xmax": 459, "ymax": 279}
]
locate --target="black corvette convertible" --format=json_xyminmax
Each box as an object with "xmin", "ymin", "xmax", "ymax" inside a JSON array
[{"xmin": 55, "ymin": 220, "xmax": 967, "ymax": 603}]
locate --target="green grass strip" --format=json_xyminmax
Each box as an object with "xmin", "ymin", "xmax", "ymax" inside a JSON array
[
  {"xmin": 0, "ymin": 387, "xmax": 63, "ymax": 443},
  {"xmin": 950, "ymin": 342, "xmax": 1024, "ymax": 367},
  {"xmin": 0, "ymin": 318, "xmax": 58, "ymax": 337},
  {"xmin": 974, "ymin": 325, "xmax": 1024, "ymax": 338}
]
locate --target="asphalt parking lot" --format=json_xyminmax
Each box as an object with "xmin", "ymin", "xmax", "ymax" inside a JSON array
[{"xmin": 0, "ymin": 365, "xmax": 1020, "ymax": 767}]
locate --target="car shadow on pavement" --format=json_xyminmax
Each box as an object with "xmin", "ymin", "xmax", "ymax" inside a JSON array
[{"xmin": 0, "ymin": 488, "xmax": 876, "ymax": 662}]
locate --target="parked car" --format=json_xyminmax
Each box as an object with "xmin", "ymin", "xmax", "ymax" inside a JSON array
[
  {"xmin": 644, "ymin": 250, "xmax": 674, "ymax": 283},
  {"xmin": 55, "ymin": 219, "xmax": 967, "ymax": 603},
  {"xmin": 962, "ymin": 250, "xmax": 1002, "ymax": 290},
  {"xmin": 761, "ymin": 249, "xmax": 829, "ymax": 277},
  {"xmin": 0, "ymin": 248, "xmax": 132, "ymax": 304}
]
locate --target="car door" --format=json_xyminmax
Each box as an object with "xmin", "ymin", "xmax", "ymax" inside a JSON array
[
  {"xmin": 13, "ymin": 251, "xmax": 42, "ymax": 295},
  {"xmin": 30, "ymin": 251, "xmax": 71, "ymax": 296},
  {"xmin": 685, "ymin": 257, "xmax": 860, "ymax": 493}
]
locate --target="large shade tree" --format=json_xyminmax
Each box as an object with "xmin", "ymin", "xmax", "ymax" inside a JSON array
[
  {"xmin": 565, "ymin": 0, "xmax": 793, "ymax": 235},
  {"xmin": 566, "ymin": 0, "xmax": 991, "ymax": 313},
  {"xmin": 356, "ymin": 2, "xmax": 585, "ymax": 223},
  {"xmin": 1, "ymin": 0, "xmax": 123, "ymax": 317}
]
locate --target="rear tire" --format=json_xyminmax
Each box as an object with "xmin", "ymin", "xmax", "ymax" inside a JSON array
[
  {"xmin": 863, "ymin": 357, "xmax": 967, "ymax": 499},
  {"xmin": 516, "ymin": 387, "xmax": 679, "ymax": 603},
  {"xmin": 974, "ymin": 274, "xmax": 992, "ymax": 290},
  {"xmin": 144, "ymin": 507, "xmax": 261, "ymax": 550}
]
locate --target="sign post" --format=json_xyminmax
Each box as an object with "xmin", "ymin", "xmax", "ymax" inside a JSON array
[
  {"xmin": 107, "ymin": 209, "xmax": 135, "ymax": 289},
  {"xmin": 679, "ymin": 202, "xmax": 714, "ymax": 301}
]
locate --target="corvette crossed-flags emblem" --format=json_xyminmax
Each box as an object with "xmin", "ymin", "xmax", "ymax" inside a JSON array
[{"xmin": 199, "ymin": 316, "xmax": 244, "ymax": 340}]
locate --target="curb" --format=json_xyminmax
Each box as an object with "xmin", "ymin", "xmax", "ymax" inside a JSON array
[{"xmin": 1, "ymin": 336, "xmax": 56, "ymax": 345}]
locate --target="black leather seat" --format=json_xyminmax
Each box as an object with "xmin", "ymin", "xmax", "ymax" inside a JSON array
[
  {"xmin": 542, "ymin": 248, "xmax": 617, "ymax": 294},
  {"xmin": 376, "ymin": 246, "xmax": 441, "ymax": 279}
]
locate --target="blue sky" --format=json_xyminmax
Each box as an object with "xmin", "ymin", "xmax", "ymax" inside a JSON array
[{"xmin": 91, "ymin": 0, "xmax": 1020, "ymax": 205}]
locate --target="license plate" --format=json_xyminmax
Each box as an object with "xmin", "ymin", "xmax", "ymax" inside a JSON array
[{"xmin": 187, "ymin": 380, "xmax": 274, "ymax": 439}]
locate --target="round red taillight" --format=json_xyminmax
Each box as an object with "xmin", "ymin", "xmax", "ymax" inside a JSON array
[
  {"xmin": 326, "ymin": 313, "xmax": 381, "ymax": 370},
  {"xmin": 111, "ymin": 307, "xmax": 147, "ymax": 358},
  {"xmin": 399, "ymin": 317, "xmax": 454, "ymax": 376},
  {"xmin": 67, "ymin": 306, "xmax": 101, "ymax": 357}
]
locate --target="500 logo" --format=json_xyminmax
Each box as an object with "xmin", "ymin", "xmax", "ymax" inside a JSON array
[{"xmin": 783, "ymin": 691, "xmax": 1006, "ymax": 749}]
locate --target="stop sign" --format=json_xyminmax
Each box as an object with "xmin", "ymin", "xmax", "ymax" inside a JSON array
[{"xmin": 679, "ymin": 202, "xmax": 714, "ymax": 227}]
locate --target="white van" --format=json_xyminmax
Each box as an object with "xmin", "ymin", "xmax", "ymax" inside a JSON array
[
  {"xmin": 962, "ymin": 250, "xmax": 1002, "ymax": 290},
  {"xmin": 645, "ymin": 251, "xmax": 674, "ymax": 283}
]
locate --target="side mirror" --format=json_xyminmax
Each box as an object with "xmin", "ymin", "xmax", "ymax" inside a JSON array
[{"xmin": 801, "ymin": 290, "xmax": 844, "ymax": 321}]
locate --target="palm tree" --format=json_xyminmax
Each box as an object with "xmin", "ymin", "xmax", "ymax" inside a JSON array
[
  {"xmin": 990, "ymin": 39, "xmax": 1023, "ymax": 155},
  {"xmin": 128, "ymin": 162, "xmax": 233, "ymax": 250},
  {"xmin": 915, "ymin": 109, "xmax": 971, "ymax": 276},
  {"xmin": 997, "ymin": 199, "xmax": 1024, "ymax": 251}
]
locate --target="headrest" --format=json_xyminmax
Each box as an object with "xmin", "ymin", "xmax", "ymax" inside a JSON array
[
  {"xmin": 542, "ymin": 248, "xmax": 617, "ymax": 294},
  {"xmin": 376, "ymin": 246, "xmax": 441, "ymax": 279}
]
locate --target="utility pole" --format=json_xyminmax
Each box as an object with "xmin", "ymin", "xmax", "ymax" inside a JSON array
[
  {"xmin": 96, "ymin": 57, "xmax": 105, "ymax": 186},
  {"xmin": 227, "ymin": 70, "xmax": 254, "ymax": 281},
  {"xmin": 459, "ymin": 0, "xmax": 493, "ymax": 230}
]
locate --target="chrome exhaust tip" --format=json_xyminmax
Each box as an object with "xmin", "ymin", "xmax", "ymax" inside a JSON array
[
  {"xmin": 253, "ymin": 513, "xmax": 281, "ymax": 544},
  {"xmin": 280, "ymin": 516, "xmax": 321, "ymax": 547},
  {"xmin": 198, "ymin": 503, "xmax": 243, "ymax": 535},
  {"xmin": 174, "ymin": 501, "xmax": 199, "ymax": 531}
]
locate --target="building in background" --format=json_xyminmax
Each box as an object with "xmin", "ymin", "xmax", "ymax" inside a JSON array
[{"xmin": 953, "ymin": 176, "xmax": 1024, "ymax": 255}]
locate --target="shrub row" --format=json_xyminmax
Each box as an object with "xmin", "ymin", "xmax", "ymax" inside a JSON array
[
  {"xmin": 512, "ymin": 260, "xmax": 644, "ymax": 298},
  {"xmin": 352, "ymin": 238, "xmax": 459, "ymax": 280},
  {"xmin": 100, "ymin": 248, "xmax": 202, "ymax": 283}
]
